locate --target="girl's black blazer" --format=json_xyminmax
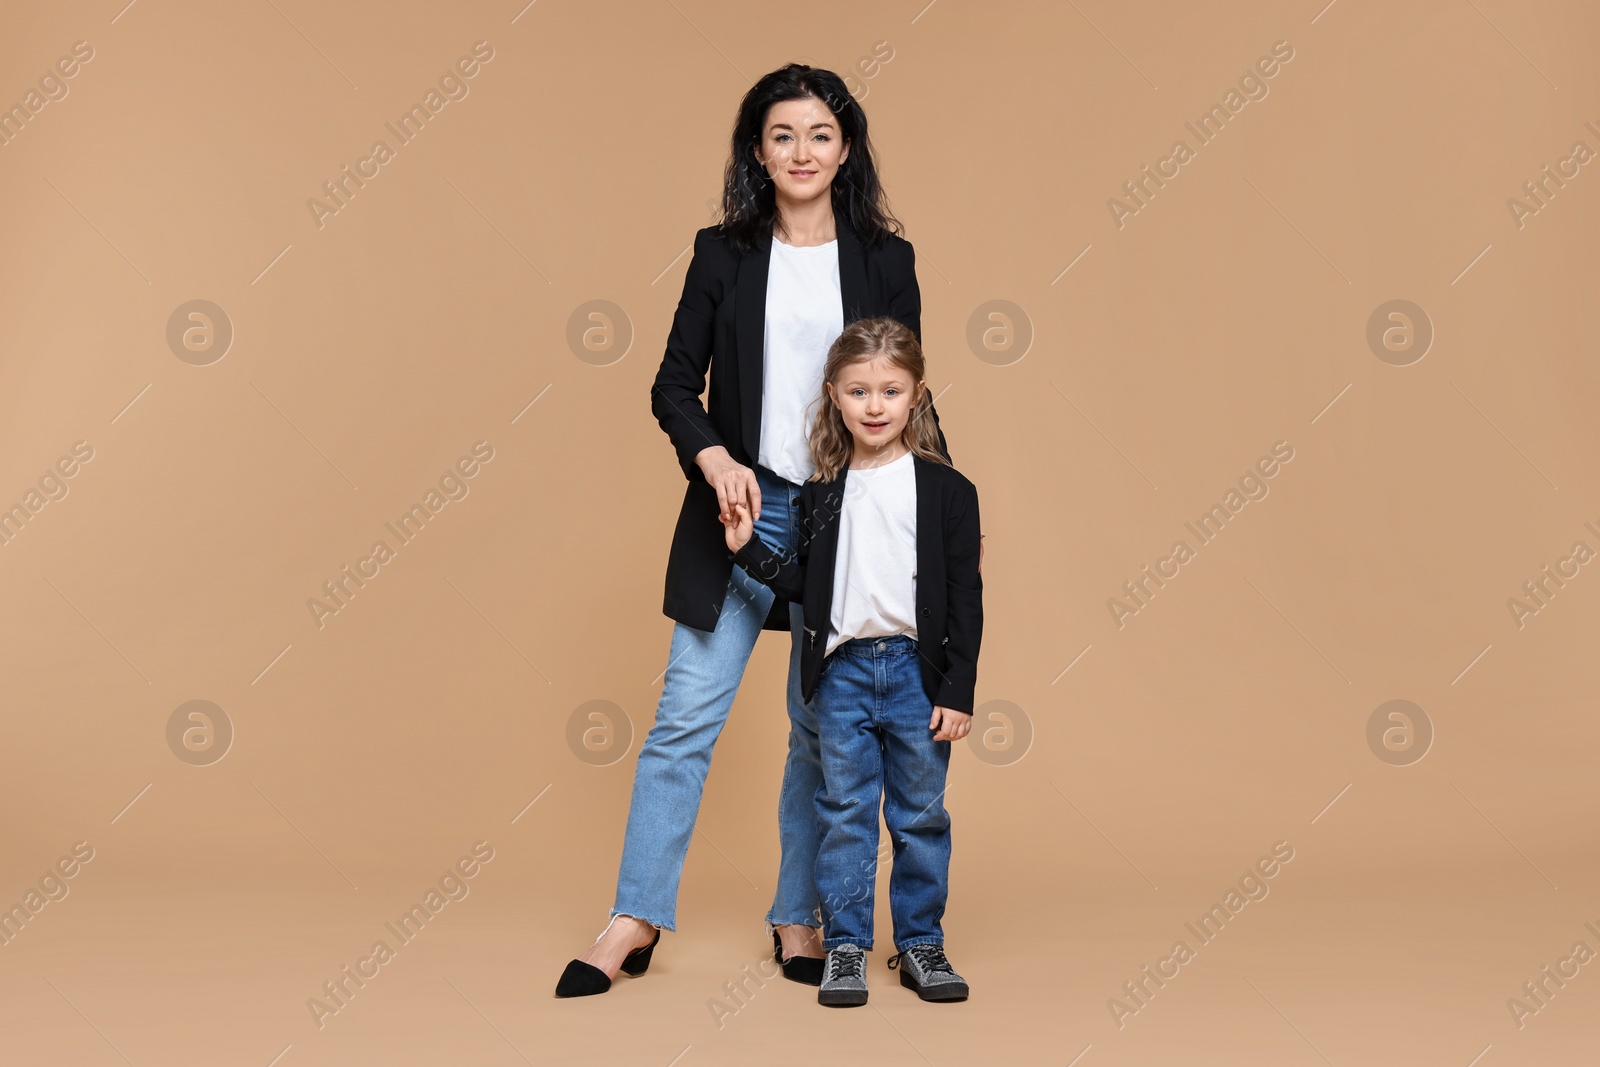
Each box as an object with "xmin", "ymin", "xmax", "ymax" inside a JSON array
[
  {"xmin": 650, "ymin": 210, "xmax": 950, "ymax": 634},
  {"xmin": 730, "ymin": 453, "xmax": 983, "ymax": 714}
]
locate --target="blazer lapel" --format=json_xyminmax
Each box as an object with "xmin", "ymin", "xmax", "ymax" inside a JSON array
[
  {"xmin": 735, "ymin": 231, "xmax": 772, "ymax": 464},
  {"xmin": 735, "ymin": 211, "xmax": 868, "ymax": 466},
  {"xmin": 819, "ymin": 463, "xmax": 849, "ymax": 570},
  {"xmin": 836, "ymin": 209, "xmax": 868, "ymax": 327},
  {"xmin": 913, "ymin": 455, "xmax": 938, "ymax": 601}
]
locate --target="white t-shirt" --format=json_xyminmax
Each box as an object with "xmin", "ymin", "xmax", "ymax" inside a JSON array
[
  {"xmin": 826, "ymin": 450, "xmax": 919, "ymax": 657},
  {"xmin": 759, "ymin": 236, "xmax": 842, "ymax": 485}
]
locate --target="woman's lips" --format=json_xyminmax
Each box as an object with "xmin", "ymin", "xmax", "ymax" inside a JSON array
[{"xmin": 789, "ymin": 170, "xmax": 816, "ymax": 178}]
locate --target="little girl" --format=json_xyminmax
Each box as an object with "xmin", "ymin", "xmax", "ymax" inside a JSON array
[{"xmin": 723, "ymin": 316, "xmax": 984, "ymax": 1007}]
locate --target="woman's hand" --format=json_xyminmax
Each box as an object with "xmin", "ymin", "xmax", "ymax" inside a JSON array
[
  {"xmin": 724, "ymin": 501, "xmax": 755, "ymax": 553},
  {"xmin": 930, "ymin": 706, "xmax": 972, "ymax": 742},
  {"xmin": 695, "ymin": 445, "xmax": 761, "ymax": 525}
]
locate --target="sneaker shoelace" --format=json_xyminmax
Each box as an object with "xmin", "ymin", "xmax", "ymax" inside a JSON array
[
  {"xmin": 888, "ymin": 943, "xmax": 954, "ymax": 975},
  {"xmin": 828, "ymin": 949, "xmax": 865, "ymax": 982}
]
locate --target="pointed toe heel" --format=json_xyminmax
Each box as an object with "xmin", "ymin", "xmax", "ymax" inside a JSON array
[
  {"xmin": 785, "ymin": 955, "xmax": 825, "ymax": 985},
  {"xmin": 555, "ymin": 924, "xmax": 662, "ymax": 997},
  {"xmin": 554, "ymin": 958, "xmax": 611, "ymax": 998},
  {"xmin": 773, "ymin": 929, "xmax": 825, "ymax": 986},
  {"xmin": 619, "ymin": 928, "xmax": 662, "ymax": 977}
]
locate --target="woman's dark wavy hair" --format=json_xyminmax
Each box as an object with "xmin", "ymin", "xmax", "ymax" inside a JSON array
[{"xmin": 718, "ymin": 63, "xmax": 903, "ymax": 254}]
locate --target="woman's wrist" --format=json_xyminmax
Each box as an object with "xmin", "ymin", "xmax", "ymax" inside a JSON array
[{"xmin": 694, "ymin": 444, "xmax": 732, "ymax": 476}]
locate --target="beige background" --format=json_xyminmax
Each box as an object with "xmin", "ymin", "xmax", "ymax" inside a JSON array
[{"xmin": 2, "ymin": 0, "xmax": 1597, "ymax": 1064}]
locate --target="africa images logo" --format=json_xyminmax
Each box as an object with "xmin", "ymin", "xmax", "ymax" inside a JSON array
[
  {"xmin": 306, "ymin": 41, "xmax": 496, "ymax": 230},
  {"xmin": 306, "ymin": 441, "xmax": 496, "ymax": 629},
  {"xmin": 1107, "ymin": 441, "xmax": 1296, "ymax": 628},
  {"xmin": 1106, "ymin": 39, "xmax": 1296, "ymax": 229}
]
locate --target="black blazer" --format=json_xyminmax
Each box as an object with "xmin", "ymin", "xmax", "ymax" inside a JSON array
[
  {"xmin": 730, "ymin": 453, "xmax": 983, "ymax": 714},
  {"xmin": 650, "ymin": 210, "xmax": 950, "ymax": 634}
]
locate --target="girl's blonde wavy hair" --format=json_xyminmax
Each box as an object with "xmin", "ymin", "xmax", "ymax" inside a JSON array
[{"xmin": 806, "ymin": 316, "xmax": 951, "ymax": 482}]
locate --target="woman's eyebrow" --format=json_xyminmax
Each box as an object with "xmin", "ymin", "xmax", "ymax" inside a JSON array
[{"xmin": 769, "ymin": 121, "xmax": 837, "ymax": 131}]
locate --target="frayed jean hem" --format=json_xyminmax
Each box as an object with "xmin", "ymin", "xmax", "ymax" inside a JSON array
[{"xmin": 608, "ymin": 909, "xmax": 672, "ymax": 934}]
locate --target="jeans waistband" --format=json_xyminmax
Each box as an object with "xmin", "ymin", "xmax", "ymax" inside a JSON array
[
  {"xmin": 754, "ymin": 463, "xmax": 800, "ymax": 490},
  {"xmin": 833, "ymin": 633, "xmax": 918, "ymax": 657}
]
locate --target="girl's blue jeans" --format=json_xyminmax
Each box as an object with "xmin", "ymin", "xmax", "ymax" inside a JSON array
[
  {"xmin": 813, "ymin": 633, "xmax": 952, "ymax": 952},
  {"xmin": 611, "ymin": 464, "xmax": 823, "ymax": 932}
]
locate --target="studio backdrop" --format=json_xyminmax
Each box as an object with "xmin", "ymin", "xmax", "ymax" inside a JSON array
[{"xmin": 1, "ymin": 1, "xmax": 1597, "ymax": 1065}]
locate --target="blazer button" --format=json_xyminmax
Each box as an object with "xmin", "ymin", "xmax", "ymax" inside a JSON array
[{"xmin": 920, "ymin": 607, "xmax": 930, "ymax": 617}]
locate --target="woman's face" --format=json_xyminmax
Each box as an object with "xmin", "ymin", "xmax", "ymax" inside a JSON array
[{"xmin": 755, "ymin": 96, "xmax": 850, "ymax": 204}]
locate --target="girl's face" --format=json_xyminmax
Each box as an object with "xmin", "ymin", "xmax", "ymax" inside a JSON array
[
  {"xmin": 755, "ymin": 97, "xmax": 850, "ymax": 205},
  {"xmin": 826, "ymin": 354, "xmax": 924, "ymax": 460}
]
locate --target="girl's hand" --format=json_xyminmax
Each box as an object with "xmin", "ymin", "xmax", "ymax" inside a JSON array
[
  {"xmin": 930, "ymin": 705, "xmax": 972, "ymax": 742},
  {"xmin": 724, "ymin": 500, "xmax": 755, "ymax": 553}
]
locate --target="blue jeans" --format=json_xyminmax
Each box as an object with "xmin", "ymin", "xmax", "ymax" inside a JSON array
[
  {"xmin": 814, "ymin": 634, "xmax": 952, "ymax": 952},
  {"xmin": 611, "ymin": 465, "xmax": 824, "ymax": 932}
]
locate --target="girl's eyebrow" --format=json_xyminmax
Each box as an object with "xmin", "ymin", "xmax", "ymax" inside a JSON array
[{"xmin": 769, "ymin": 121, "xmax": 836, "ymax": 131}]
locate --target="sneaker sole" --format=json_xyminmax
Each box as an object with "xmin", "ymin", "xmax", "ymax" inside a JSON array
[
  {"xmin": 899, "ymin": 969, "xmax": 968, "ymax": 1001},
  {"xmin": 818, "ymin": 989, "xmax": 869, "ymax": 1007}
]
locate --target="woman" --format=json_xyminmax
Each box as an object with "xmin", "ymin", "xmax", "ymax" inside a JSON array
[{"xmin": 555, "ymin": 62, "xmax": 950, "ymax": 998}]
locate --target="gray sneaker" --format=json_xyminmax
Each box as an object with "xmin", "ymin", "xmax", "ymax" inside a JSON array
[
  {"xmin": 818, "ymin": 944, "xmax": 869, "ymax": 1006},
  {"xmin": 888, "ymin": 942, "xmax": 968, "ymax": 1001}
]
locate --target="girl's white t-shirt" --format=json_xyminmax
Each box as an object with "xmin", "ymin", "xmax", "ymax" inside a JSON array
[
  {"xmin": 759, "ymin": 236, "xmax": 843, "ymax": 485},
  {"xmin": 826, "ymin": 450, "xmax": 919, "ymax": 657}
]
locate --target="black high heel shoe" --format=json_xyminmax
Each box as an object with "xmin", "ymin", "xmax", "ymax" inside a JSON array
[
  {"xmin": 772, "ymin": 928, "xmax": 824, "ymax": 986},
  {"xmin": 554, "ymin": 926, "xmax": 661, "ymax": 998}
]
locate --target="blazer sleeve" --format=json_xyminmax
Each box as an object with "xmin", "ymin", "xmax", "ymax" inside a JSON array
[
  {"xmin": 936, "ymin": 479, "xmax": 983, "ymax": 712},
  {"xmin": 650, "ymin": 227, "xmax": 728, "ymax": 481},
  {"xmin": 730, "ymin": 492, "xmax": 811, "ymax": 604},
  {"xmin": 887, "ymin": 239, "xmax": 953, "ymax": 464}
]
